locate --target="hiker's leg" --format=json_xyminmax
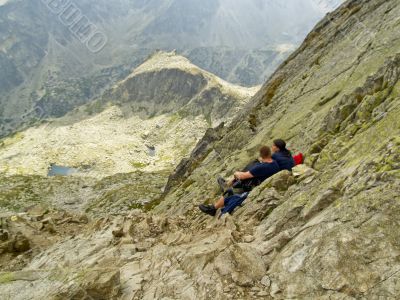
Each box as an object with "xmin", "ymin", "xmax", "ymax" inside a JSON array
[{"xmin": 214, "ymin": 196, "xmax": 225, "ymax": 209}]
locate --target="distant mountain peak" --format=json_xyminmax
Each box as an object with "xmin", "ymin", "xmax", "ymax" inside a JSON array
[
  {"xmin": 128, "ymin": 51, "xmax": 201, "ymax": 77},
  {"xmin": 121, "ymin": 51, "xmax": 259, "ymax": 93}
]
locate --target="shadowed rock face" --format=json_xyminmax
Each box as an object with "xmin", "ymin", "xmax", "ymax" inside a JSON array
[
  {"xmin": 110, "ymin": 69, "xmax": 208, "ymax": 117},
  {"xmin": 1, "ymin": 0, "xmax": 400, "ymax": 299},
  {"xmin": 106, "ymin": 67, "xmax": 252, "ymax": 122},
  {"xmin": 0, "ymin": 53, "xmax": 23, "ymax": 93}
]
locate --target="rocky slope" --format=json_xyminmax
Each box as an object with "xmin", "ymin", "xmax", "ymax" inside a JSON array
[
  {"xmin": 1, "ymin": 0, "xmax": 400, "ymax": 299},
  {"xmin": 0, "ymin": 52, "xmax": 256, "ymax": 179}
]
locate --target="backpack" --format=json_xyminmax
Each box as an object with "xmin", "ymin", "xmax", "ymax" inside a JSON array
[{"xmin": 293, "ymin": 153, "xmax": 304, "ymax": 165}]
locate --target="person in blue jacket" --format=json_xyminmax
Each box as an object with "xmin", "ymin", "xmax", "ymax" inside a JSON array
[
  {"xmin": 199, "ymin": 146, "xmax": 280, "ymax": 216},
  {"xmin": 271, "ymin": 139, "xmax": 295, "ymax": 171}
]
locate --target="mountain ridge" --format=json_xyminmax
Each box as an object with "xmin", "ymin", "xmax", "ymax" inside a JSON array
[{"xmin": 0, "ymin": 51, "xmax": 256, "ymax": 179}]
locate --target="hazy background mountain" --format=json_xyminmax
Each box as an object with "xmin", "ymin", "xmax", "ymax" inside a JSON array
[{"xmin": 0, "ymin": 0, "xmax": 342, "ymax": 137}]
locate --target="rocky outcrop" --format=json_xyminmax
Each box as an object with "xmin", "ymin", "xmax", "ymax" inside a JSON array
[{"xmin": 0, "ymin": 206, "xmax": 90, "ymax": 273}]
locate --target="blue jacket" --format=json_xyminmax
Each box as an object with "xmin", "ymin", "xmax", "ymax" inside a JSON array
[{"xmin": 272, "ymin": 152, "xmax": 295, "ymax": 171}]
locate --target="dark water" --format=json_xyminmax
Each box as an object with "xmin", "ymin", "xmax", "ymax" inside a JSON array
[{"xmin": 48, "ymin": 165, "xmax": 78, "ymax": 176}]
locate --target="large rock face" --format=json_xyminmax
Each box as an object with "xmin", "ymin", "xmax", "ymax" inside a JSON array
[{"xmin": 1, "ymin": 0, "xmax": 400, "ymax": 299}]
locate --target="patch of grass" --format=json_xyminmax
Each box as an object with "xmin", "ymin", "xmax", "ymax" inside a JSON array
[
  {"xmin": 181, "ymin": 179, "xmax": 195, "ymax": 189},
  {"xmin": 129, "ymin": 203, "xmax": 144, "ymax": 210},
  {"xmin": 0, "ymin": 272, "xmax": 15, "ymax": 284},
  {"xmin": 130, "ymin": 161, "xmax": 147, "ymax": 168},
  {"xmin": 3, "ymin": 132, "xmax": 25, "ymax": 147},
  {"xmin": 263, "ymin": 75, "xmax": 285, "ymax": 106}
]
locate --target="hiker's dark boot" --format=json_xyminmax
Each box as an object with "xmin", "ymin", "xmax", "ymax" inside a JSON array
[
  {"xmin": 199, "ymin": 204, "xmax": 217, "ymax": 217},
  {"xmin": 217, "ymin": 176, "xmax": 228, "ymax": 193}
]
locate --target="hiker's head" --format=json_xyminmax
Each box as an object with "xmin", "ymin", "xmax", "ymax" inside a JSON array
[
  {"xmin": 259, "ymin": 146, "xmax": 272, "ymax": 159},
  {"xmin": 272, "ymin": 139, "xmax": 287, "ymax": 153}
]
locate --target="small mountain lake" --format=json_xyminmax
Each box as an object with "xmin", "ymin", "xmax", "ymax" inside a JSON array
[{"xmin": 48, "ymin": 165, "xmax": 78, "ymax": 177}]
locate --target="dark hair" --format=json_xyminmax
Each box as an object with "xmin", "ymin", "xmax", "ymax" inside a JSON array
[
  {"xmin": 259, "ymin": 146, "xmax": 272, "ymax": 159},
  {"xmin": 273, "ymin": 139, "xmax": 291, "ymax": 156}
]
